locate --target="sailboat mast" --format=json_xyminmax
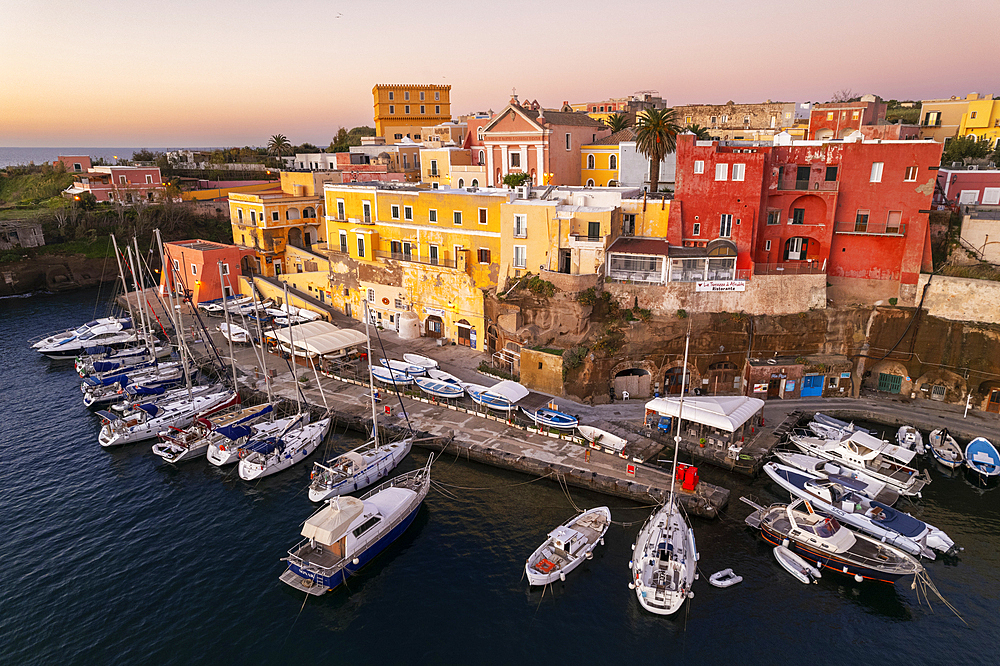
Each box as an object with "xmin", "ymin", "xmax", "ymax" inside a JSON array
[
  {"xmin": 132, "ymin": 237, "xmax": 154, "ymax": 356},
  {"xmin": 126, "ymin": 243, "xmax": 151, "ymax": 357},
  {"xmin": 283, "ymin": 283, "xmax": 301, "ymax": 415},
  {"xmin": 667, "ymin": 326, "xmax": 692, "ymax": 512},
  {"xmin": 247, "ymin": 277, "xmax": 272, "ymax": 405},
  {"xmin": 110, "ymin": 234, "xmax": 135, "ymax": 326},
  {"xmin": 219, "ymin": 261, "xmax": 239, "ymax": 391},
  {"xmin": 154, "ymin": 229, "xmax": 192, "ymax": 398},
  {"xmin": 364, "ymin": 301, "xmax": 379, "ymax": 449}
]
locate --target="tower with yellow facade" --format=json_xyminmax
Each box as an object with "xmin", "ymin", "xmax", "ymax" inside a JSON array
[{"xmin": 373, "ymin": 84, "xmax": 451, "ymax": 142}]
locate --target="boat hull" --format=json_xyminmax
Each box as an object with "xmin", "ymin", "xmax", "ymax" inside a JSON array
[
  {"xmin": 759, "ymin": 525, "xmax": 909, "ymax": 584},
  {"xmin": 308, "ymin": 439, "xmax": 413, "ymax": 502}
]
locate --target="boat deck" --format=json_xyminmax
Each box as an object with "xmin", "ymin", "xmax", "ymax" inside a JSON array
[
  {"xmin": 290, "ymin": 543, "xmax": 344, "ymax": 570},
  {"xmin": 279, "ymin": 569, "xmax": 330, "ymax": 596}
]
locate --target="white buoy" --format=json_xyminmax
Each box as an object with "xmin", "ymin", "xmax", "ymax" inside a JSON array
[
  {"xmin": 352, "ymin": 557, "xmax": 360, "ymax": 565},
  {"xmin": 687, "ymin": 591, "xmax": 695, "ymax": 599},
  {"xmin": 628, "ymin": 582, "xmax": 635, "ymax": 590},
  {"xmin": 628, "ymin": 560, "xmax": 633, "ymax": 569},
  {"xmin": 854, "ymin": 574, "xmax": 863, "ymax": 583}
]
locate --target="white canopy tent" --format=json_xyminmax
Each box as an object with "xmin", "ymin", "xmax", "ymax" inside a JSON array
[
  {"xmin": 264, "ymin": 321, "xmax": 368, "ymax": 358},
  {"xmin": 644, "ymin": 396, "xmax": 765, "ymax": 432}
]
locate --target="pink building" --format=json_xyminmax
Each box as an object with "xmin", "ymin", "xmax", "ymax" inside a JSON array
[
  {"xmin": 480, "ymin": 96, "xmax": 610, "ymax": 186},
  {"xmin": 65, "ymin": 165, "xmax": 165, "ymax": 203},
  {"xmin": 161, "ymin": 239, "xmax": 256, "ymax": 304},
  {"xmin": 54, "ymin": 155, "xmax": 92, "ymax": 172},
  {"xmin": 935, "ymin": 167, "xmax": 1000, "ymax": 207}
]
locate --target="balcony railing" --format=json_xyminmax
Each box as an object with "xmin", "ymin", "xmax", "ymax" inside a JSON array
[
  {"xmin": 777, "ymin": 180, "xmax": 839, "ymax": 192},
  {"xmin": 374, "ymin": 250, "xmax": 458, "ymax": 269},
  {"xmin": 834, "ymin": 221, "xmax": 906, "ymax": 236},
  {"xmin": 754, "ymin": 262, "xmax": 826, "ymax": 275}
]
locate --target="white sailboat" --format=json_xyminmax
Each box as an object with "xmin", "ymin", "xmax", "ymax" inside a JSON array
[
  {"xmin": 97, "ymin": 386, "xmax": 237, "ymax": 447},
  {"xmin": 309, "ymin": 302, "xmax": 413, "ymax": 502},
  {"xmin": 630, "ymin": 329, "xmax": 698, "ymax": 616}
]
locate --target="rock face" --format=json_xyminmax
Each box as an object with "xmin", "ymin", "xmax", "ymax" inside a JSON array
[{"xmin": 0, "ymin": 255, "xmax": 117, "ymax": 297}]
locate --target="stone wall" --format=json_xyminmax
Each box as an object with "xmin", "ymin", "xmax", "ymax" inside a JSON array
[
  {"xmin": 916, "ymin": 274, "xmax": 1000, "ymax": 324},
  {"xmin": 520, "ymin": 348, "xmax": 564, "ymax": 396},
  {"xmin": 0, "ymin": 255, "xmax": 115, "ymax": 296},
  {"xmin": 538, "ymin": 269, "xmax": 600, "ymax": 294},
  {"xmin": 606, "ymin": 273, "xmax": 826, "ymax": 315}
]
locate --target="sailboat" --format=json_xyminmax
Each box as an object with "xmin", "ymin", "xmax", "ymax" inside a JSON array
[
  {"xmin": 309, "ymin": 302, "xmax": 413, "ymax": 502},
  {"xmin": 630, "ymin": 328, "xmax": 698, "ymax": 616}
]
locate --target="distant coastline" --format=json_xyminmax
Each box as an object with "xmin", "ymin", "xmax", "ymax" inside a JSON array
[{"xmin": 0, "ymin": 147, "xmax": 222, "ymax": 169}]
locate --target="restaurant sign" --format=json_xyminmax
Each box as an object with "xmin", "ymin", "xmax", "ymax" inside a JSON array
[{"xmin": 695, "ymin": 280, "xmax": 746, "ymax": 292}]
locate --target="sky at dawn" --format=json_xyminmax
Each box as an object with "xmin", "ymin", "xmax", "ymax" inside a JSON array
[{"xmin": 0, "ymin": 0, "xmax": 995, "ymax": 148}]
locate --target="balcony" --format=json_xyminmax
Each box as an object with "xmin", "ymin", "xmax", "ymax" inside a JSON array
[
  {"xmin": 834, "ymin": 221, "xmax": 906, "ymax": 236},
  {"xmin": 754, "ymin": 262, "xmax": 826, "ymax": 276},
  {"xmin": 567, "ymin": 233, "xmax": 605, "ymax": 248},
  {"xmin": 777, "ymin": 179, "xmax": 838, "ymax": 192},
  {"xmin": 374, "ymin": 250, "xmax": 458, "ymax": 269}
]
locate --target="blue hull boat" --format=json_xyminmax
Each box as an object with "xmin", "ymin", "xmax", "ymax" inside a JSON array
[
  {"xmin": 965, "ymin": 437, "xmax": 1000, "ymax": 480},
  {"xmin": 522, "ymin": 406, "xmax": 578, "ymax": 429},
  {"xmin": 414, "ymin": 376, "xmax": 464, "ymax": 399}
]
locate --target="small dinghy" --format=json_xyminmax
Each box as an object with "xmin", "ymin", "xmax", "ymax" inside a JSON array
[
  {"xmin": 402, "ymin": 353, "xmax": 438, "ymax": 369},
  {"xmin": 773, "ymin": 545, "xmax": 821, "ymax": 584},
  {"xmin": 427, "ymin": 368, "xmax": 462, "ymax": 384},
  {"xmin": 370, "ymin": 365, "xmax": 414, "ymax": 386},
  {"xmin": 897, "ymin": 425, "xmax": 924, "ymax": 454},
  {"xmin": 380, "ymin": 358, "xmax": 426, "ymax": 376},
  {"xmin": 577, "ymin": 425, "xmax": 627, "ymax": 455},
  {"xmin": 708, "ymin": 568, "xmax": 743, "ymax": 588},
  {"xmin": 965, "ymin": 437, "xmax": 1000, "ymax": 481},
  {"xmin": 521, "ymin": 406, "xmax": 578, "ymax": 430},
  {"xmin": 928, "ymin": 429, "xmax": 964, "ymax": 469},
  {"xmin": 465, "ymin": 380, "xmax": 529, "ymax": 413},
  {"xmin": 219, "ymin": 322, "xmax": 251, "ymax": 345},
  {"xmin": 413, "ymin": 376, "xmax": 464, "ymax": 399},
  {"xmin": 525, "ymin": 507, "xmax": 611, "ymax": 586}
]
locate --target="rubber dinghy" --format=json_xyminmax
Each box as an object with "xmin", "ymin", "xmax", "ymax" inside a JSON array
[
  {"xmin": 525, "ymin": 507, "xmax": 611, "ymax": 585},
  {"xmin": 773, "ymin": 545, "xmax": 821, "ymax": 584}
]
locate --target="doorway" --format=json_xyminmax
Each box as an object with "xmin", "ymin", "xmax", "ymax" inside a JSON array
[
  {"xmin": 425, "ymin": 315, "xmax": 443, "ymax": 338},
  {"xmin": 988, "ymin": 389, "xmax": 1000, "ymax": 414}
]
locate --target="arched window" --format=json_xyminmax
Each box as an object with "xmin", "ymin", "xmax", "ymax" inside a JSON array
[
  {"xmin": 478, "ymin": 150, "xmax": 485, "ymax": 165},
  {"xmin": 587, "ymin": 154, "xmax": 595, "ymax": 169},
  {"xmin": 471, "ymin": 179, "xmax": 479, "ymax": 187},
  {"xmin": 609, "ymin": 154, "xmax": 617, "ymax": 170},
  {"xmin": 586, "ymin": 179, "xmax": 595, "ymax": 187},
  {"xmin": 458, "ymin": 178, "xmax": 465, "ymax": 188},
  {"xmin": 607, "ymin": 180, "xmax": 617, "ymax": 187}
]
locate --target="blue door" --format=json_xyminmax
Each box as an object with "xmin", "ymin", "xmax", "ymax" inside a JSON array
[{"xmin": 801, "ymin": 374, "xmax": 823, "ymax": 397}]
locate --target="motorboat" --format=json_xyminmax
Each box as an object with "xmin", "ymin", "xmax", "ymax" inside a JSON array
[
  {"xmin": 631, "ymin": 329, "xmax": 697, "ymax": 616},
  {"xmin": 427, "ymin": 368, "xmax": 462, "ymax": 384},
  {"xmin": 218, "ymin": 322, "xmax": 251, "ymax": 345},
  {"xmin": 773, "ymin": 451, "xmax": 899, "ymax": 505},
  {"xmin": 577, "ymin": 425, "xmax": 627, "ymax": 455},
  {"xmin": 773, "ymin": 545, "xmax": 821, "ymax": 584},
  {"xmin": 465, "ymin": 380, "xmax": 529, "ymax": 413},
  {"xmin": 370, "ymin": 365, "xmax": 414, "ymax": 386},
  {"xmin": 380, "ymin": 358, "xmax": 427, "ymax": 376},
  {"xmin": 965, "ymin": 437, "xmax": 1000, "ymax": 481},
  {"xmin": 402, "ymin": 353, "xmax": 438, "ymax": 370},
  {"xmin": 927, "ymin": 429, "xmax": 964, "ymax": 469},
  {"xmin": 763, "ymin": 462, "xmax": 955, "ymax": 559},
  {"xmin": 30, "ymin": 317, "xmax": 131, "ymax": 350},
  {"xmin": 812, "ymin": 413, "xmax": 869, "ymax": 435},
  {"xmin": 413, "ymin": 376, "xmax": 464, "ymax": 399},
  {"xmin": 279, "ymin": 456, "xmax": 433, "ymax": 596},
  {"xmin": 37, "ymin": 320, "xmax": 140, "ymax": 359},
  {"xmin": 152, "ymin": 402, "xmax": 274, "ymax": 464},
  {"xmin": 788, "ymin": 430, "xmax": 929, "ymax": 497},
  {"xmin": 97, "ymin": 387, "xmax": 237, "ymax": 447},
  {"xmin": 743, "ymin": 498, "xmax": 923, "ymax": 584},
  {"xmin": 238, "ymin": 413, "xmax": 332, "ymax": 481},
  {"xmin": 82, "ymin": 361, "xmax": 192, "ymax": 408},
  {"xmin": 111, "ymin": 382, "xmax": 218, "ymax": 414},
  {"xmin": 521, "ymin": 406, "xmax": 578, "ymax": 430},
  {"xmin": 75, "ymin": 344, "xmax": 171, "ymax": 377},
  {"xmin": 897, "ymin": 425, "xmax": 924, "ymax": 454},
  {"xmin": 198, "ymin": 295, "xmax": 252, "ymax": 316},
  {"xmin": 525, "ymin": 507, "xmax": 611, "ymax": 585}
]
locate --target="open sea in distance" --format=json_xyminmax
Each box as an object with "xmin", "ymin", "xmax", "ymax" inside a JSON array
[
  {"xmin": 1, "ymin": 287, "xmax": 998, "ymax": 665},
  {"xmin": 0, "ymin": 147, "xmax": 221, "ymax": 169}
]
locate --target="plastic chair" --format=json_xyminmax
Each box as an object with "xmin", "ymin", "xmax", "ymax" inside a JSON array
[{"xmin": 622, "ymin": 390, "xmax": 629, "ymax": 401}]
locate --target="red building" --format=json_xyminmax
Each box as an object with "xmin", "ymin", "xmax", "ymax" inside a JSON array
[
  {"xmin": 934, "ymin": 167, "xmax": 1000, "ymax": 207},
  {"xmin": 807, "ymin": 98, "xmax": 887, "ymax": 140},
  {"xmin": 670, "ymin": 133, "xmax": 942, "ymax": 303},
  {"xmin": 65, "ymin": 165, "xmax": 165, "ymax": 203},
  {"xmin": 161, "ymin": 239, "xmax": 256, "ymax": 304}
]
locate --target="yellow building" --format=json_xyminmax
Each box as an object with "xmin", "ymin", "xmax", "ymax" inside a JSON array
[
  {"xmin": 373, "ymin": 84, "xmax": 451, "ymax": 140},
  {"xmin": 958, "ymin": 96, "xmax": 1000, "ymax": 149},
  {"xmin": 322, "ymin": 183, "xmax": 504, "ymax": 350},
  {"xmin": 580, "ymin": 145, "xmax": 621, "ymax": 187},
  {"xmin": 918, "ymin": 93, "xmax": 990, "ymax": 143}
]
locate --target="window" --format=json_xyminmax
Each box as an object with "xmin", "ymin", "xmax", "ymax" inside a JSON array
[
  {"xmin": 685, "ymin": 115, "xmax": 692, "ymax": 124},
  {"xmin": 420, "ymin": 105, "xmax": 425, "ymax": 114},
  {"xmin": 744, "ymin": 115, "xmax": 751, "ymax": 124},
  {"xmin": 792, "ymin": 208, "xmax": 805, "ymax": 225},
  {"xmin": 732, "ymin": 163, "xmax": 745, "ymax": 181},
  {"xmin": 237, "ymin": 209, "xmax": 243, "ymax": 222},
  {"xmin": 870, "ymin": 162, "xmax": 883, "ymax": 183},
  {"xmin": 588, "ymin": 221, "xmax": 601, "ymax": 239},
  {"xmin": 971, "ymin": 111, "xmax": 977, "ymax": 119},
  {"xmin": 404, "ymin": 205, "xmax": 413, "ymax": 221},
  {"xmin": 272, "ymin": 210, "xmax": 279, "ymax": 222},
  {"xmin": 431, "ymin": 183, "xmax": 438, "ymax": 190},
  {"xmin": 172, "ymin": 259, "xmax": 179, "ymax": 270},
  {"xmin": 852, "ymin": 110, "xmax": 860, "ymax": 120},
  {"xmin": 339, "ymin": 231, "xmax": 348, "ymax": 253},
  {"xmin": 826, "ymin": 111, "xmax": 834, "ymax": 121},
  {"xmin": 472, "ymin": 179, "xmax": 479, "ymax": 187},
  {"xmin": 389, "ymin": 105, "xmax": 394, "ymax": 114},
  {"xmin": 513, "ymin": 214, "xmax": 527, "ymax": 237},
  {"xmin": 429, "ymin": 209, "xmax": 437, "ymax": 223},
  {"xmin": 479, "ymin": 208, "xmax": 487, "ymax": 225},
  {"xmin": 190, "ymin": 263, "xmax": 197, "ymax": 276},
  {"xmin": 924, "ymin": 111, "xmax": 941, "ymax": 126},
  {"xmin": 405, "ymin": 105, "xmax": 410, "ymax": 114},
  {"xmin": 565, "ymin": 133, "xmax": 571, "ymax": 150},
  {"xmin": 692, "ymin": 222, "xmax": 701, "ymax": 236},
  {"xmin": 784, "ymin": 237, "xmax": 808, "ymax": 260},
  {"xmin": 367, "ymin": 288, "xmax": 375, "ymax": 302},
  {"xmin": 429, "ymin": 245, "xmax": 439, "ymax": 265},
  {"xmin": 513, "ymin": 245, "xmax": 527, "ymax": 269},
  {"xmin": 825, "ymin": 166, "xmax": 838, "ymax": 182},
  {"xmin": 388, "ymin": 91, "xmax": 394, "ymax": 101},
  {"xmin": 886, "ymin": 210, "xmax": 902, "ymax": 234},
  {"xmin": 710, "ymin": 116, "xmax": 717, "ymax": 124},
  {"xmin": 145, "ymin": 175, "xmax": 153, "ymax": 184},
  {"xmin": 478, "ymin": 150, "xmax": 485, "ymax": 164},
  {"xmin": 621, "ymin": 214, "xmax": 635, "ymax": 236},
  {"xmin": 694, "ymin": 160, "xmax": 704, "ymax": 174},
  {"xmin": 610, "ymin": 154, "xmax": 617, "ymax": 170},
  {"xmin": 767, "ymin": 210, "xmax": 781, "ymax": 225},
  {"xmin": 430, "ymin": 159, "xmax": 438, "ymax": 176},
  {"xmin": 587, "ymin": 154, "xmax": 595, "ymax": 169},
  {"xmin": 363, "ymin": 201, "xmax": 372, "ymax": 223},
  {"xmin": 435, "ymin": 105, "xmax": 440, "ymax": 114},
  {"xmin": 419, "ymin": 91, "xmax": 425, "ymax": 101},
  {"xmin": 404, "ymin": 91, "xmax": 409, "ymax": 101},
  {"xmin": 478, "ymin": 248, "xmax": 491, "ymax": 264},
  {"xmin": 510, "ymin": 152, "xmax": 521, "ymax": 168},
  {"xmin": 453, "ymin": 211, "xmax": 462, "ymax": 225},
  {"xmin": 73, "ymin": 162, "xmax": 82, "ymax": 171},
  {"xmin": 119, "ymin": 175, "xmax": 127, "ymax": 184},
  {"xmin": 394, "ymin": 133, "xmax": 403, "ymax": 140},
  {"xmin": 764, "ymin": 240, "xmax": 771, "ymax": 251},
  {"xmin": 337, "ymin": 199, "xmax": 345, "ymax": 219},
  {"xmin": 250, "ymin": 211, "xmax": 256, "ymax": 223},
  {"xmin": 855, "ymin": 210, "xmax": 870, "ymax": 232},
  {"xmin": 435, "ymin": 91, "xmax": 440, "ymax": 100},
  {"xmin": 715, "ymin": 163, "xmax": 728, "ymax": 181},
  {"xmin": 904, "ymin": 166, "xmax": 918, "ymax": 181},
  {"xmin": 357, "ymin": 236, "xmax": 366, "ymax": 257},
  {"xmin": 721, "ymin": 115, "xmax": 728, "ymax": 123},
  {"xmin": 391, "ymin": 204, "xmax": 400, "ymax": 219},
  {"xmin": 720, "ymin": 214, "xmax": 733, "ymax": 237},
  {"xmin": 586, "ymin": 179, "xmax": 595, "ymax": 186}
]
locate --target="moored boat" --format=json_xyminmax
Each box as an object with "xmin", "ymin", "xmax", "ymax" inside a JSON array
[
  {"xmin": 577, "ymin": 425, "xmax": 628, "ymax": 455},
  {"xmin": 238, "ymin": 414, "xmax": 332, "ymax": 481},
  {"xmin": 521, "ymin": 406, "xmax": 578, "ymax": 430},
  {"xmin": 97, "ymin": 387, "xmax": 237, "ymax": 447},
  {"xmin": 927, "ymin": 429, "xmax": 964, "ymax": 469},
  {"xmin": 965, "ymin": 437, "xmax": 1000, "ymax": 481},
  {"xmin": 772, "ymin": 450, "xmax": 899, "ymax": 506},
  {"xmin": 413, "ymin": 376, "xmax": 464, "ymax": 399},
  {"xmin": 402, "ymin": 353, "xmax": 438, "ymax": 369},
  {"xmin": 525, "ymin": 507, "xmax": 611, "ymax": 585},
  {"xmin": 773, "ymin": 545, "xmax": 821, "ymax": 584},
  {"xmin": 897, "ymin": 425, "xmax": 924, "ymax": 454},
  {"xmin": 153, "ymin": 402, "xmax": 274, "ymax": 464}
]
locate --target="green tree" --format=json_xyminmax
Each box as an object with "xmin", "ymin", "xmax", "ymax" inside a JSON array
[
  {"xmin": 685, "ymin": 124, "xmax": 711, "ymax": 140},
  {"xmin": 267, "ymin": 134, "xmax": 292, "ymax": 157},
  {"xmin": 604, "ymin": 113, "xmax": 630, "ymax": 133},
  {"xmin": 942, "ymin": 135, "xmax": 992, "ymax": 165},
  {"xmin": 635, "ymin": 108, "xmax": 682, "ymax": 193},
  {"xmin": 502, "ymin": 172, "xmax": 532, "ymax": 188}
]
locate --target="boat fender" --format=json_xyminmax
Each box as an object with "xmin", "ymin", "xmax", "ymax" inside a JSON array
[
  {"xmin": 854, "ymin": 574, "xmax": 863, "ymax": 583},
  {"xmin": 352, "ymin": 557, "xmax": 360, "ymax": 565},
  {"xmin": 586, "ymin": 552, "xmax": 593, "ymax": 560},
  {"xmin": 781, "ymin": 538, "xmax": 790, "ymax": 548},
  {"xmin": 687, "ymin": 591, "xmax": 695, "ymax": 599},
  {"xmin": 559, "ymin": 572, "xmax": 566, "ymax": 582},
  {"xmin": 631, "ymin": 543, "xmax": 635, "ymax": 550},
  {"xmin": 628, "ymin": 560, "xmax": 633, "ymax": 569},
  {"xmin": 628, "ymin": 582, "xmax": 635, "ymax": 590},
  {"xmin": 600, "ymin": 538, "xmax": 605, "ymax": 546}
]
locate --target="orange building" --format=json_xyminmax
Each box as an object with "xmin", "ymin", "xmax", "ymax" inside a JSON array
[{"xmin": 161, "ymin": 239, "xmax": 255, "ymax": 304}]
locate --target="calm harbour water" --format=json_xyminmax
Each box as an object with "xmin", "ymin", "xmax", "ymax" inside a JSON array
[{"xmin": 1, "ymin": 288, "xmax": 997, "ymax": 665}]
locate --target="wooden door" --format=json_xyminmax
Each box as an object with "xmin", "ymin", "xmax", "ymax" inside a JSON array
[{"xmin": 988, "ymin": 390, "xmax": 1000, "ymax": 414}]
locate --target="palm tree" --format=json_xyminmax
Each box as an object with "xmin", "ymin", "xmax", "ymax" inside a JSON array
[
  {"xmin": 685, "ymin": 124, "xmax": 711, "ymax": 140},
  {"xmin": 267, "ymin": 134, "xmax": 292, "ymax": 157},
  {"xmin": 605, "ymin": 112, "xmax": 631, "ymax": 133},
  {"xmin": 635, "ymin": 108, "xmax": 682, "ymax": 194}
]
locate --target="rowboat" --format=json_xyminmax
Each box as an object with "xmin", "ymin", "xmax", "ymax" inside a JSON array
[
  {"xmin": 525, "ymin": 507, "xmax": 611, "ymax": 585},
  {"xmin": 965, "ymin": 437, "xmax": 1000, "ymax": 480},
  {"xmin": 402, "ymin": 353, "xmax": 438, "ymax": 369},
  {"xmin": 370, "ymin": 365, "xmax": 414, "ymax": 386},
  {"xmin": 773, "ymin": 545, "xmax": 821, "ymax": 584},
  {"xmin": 577, "ymin": 425, "xmax": 627, "ymax": 454},
  {"xmin": 413, "ymin": 376, "xmax": 464, "ymax": 399},
  {"xmin": 927, "ymin": 429, "xmax": 964, "ymax": 469},
  {"xmin": 521, "ymin": 406, "xmax": 578, "ymax": 429},
  {"xmin": 380, "ymin": 358, "xmax": 426, "ymax": 376}
]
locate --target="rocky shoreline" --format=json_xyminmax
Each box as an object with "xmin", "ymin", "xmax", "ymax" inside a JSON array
[{"xmin": 0, "ymin": 254, "xmax": 117, "ymax": 297}]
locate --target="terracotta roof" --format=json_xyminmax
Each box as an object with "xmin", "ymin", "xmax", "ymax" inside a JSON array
[
  {"xmin": 607, "ymin": 237, "xmax": 670, "ymax": 256},
  {"xmin": 593, "ymin": 128, "xmax": 637, "ymax": 145},
  {"xmin": 519, "ymin": 108, "xmax": 607, "ymax": 128}
]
